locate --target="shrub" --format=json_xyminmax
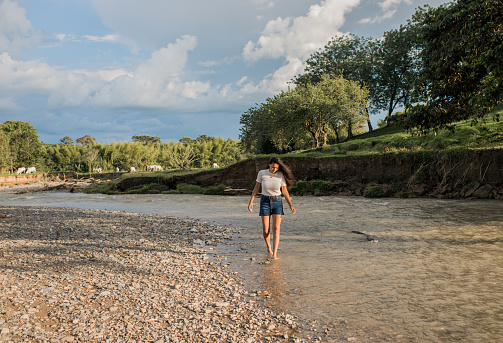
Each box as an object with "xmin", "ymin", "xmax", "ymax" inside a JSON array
[
  {"xmin": 176, "ymin": 183, "xmax": 204, "ymax": 194},
  {"xmin": 163, "ymin": 189, "xmax": 180, "ymax": 194},
  {"xmin": 126, "ymin": 183, "xmax": 160, "ymax": 194},
  {"xmin": 311, "ymin": 180, "xmax": 333, "ymax": 195},
  {"xmin": 204, "ymin": 184, "xmax": 227, "ymax": 195},
  {"xmin": 363, "ymin": 186, "xmax": 386, "ymax": 198},
  {"xmin": 289, "ymin": 180, "xmax": 308, "ymax": 195},
  {"xmin": 163, "ymin": 183, "xmax": 228, "ymax": 195}
]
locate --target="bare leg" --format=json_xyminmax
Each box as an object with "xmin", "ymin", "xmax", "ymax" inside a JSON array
[
  {"xmin": 271, "ymin": 214, "xmax": 282, "ymax": 259},
  {"xmin": 261, "ymin": 216, "xmax": 273, "ymax": 256}
]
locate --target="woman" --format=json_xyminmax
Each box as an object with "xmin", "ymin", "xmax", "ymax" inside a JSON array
[{"xmin": 248, "ymin": 157, "xmax": 296, "ymax": 259}]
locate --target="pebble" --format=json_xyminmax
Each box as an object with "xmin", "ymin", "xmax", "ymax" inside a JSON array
[{"xmin": 0, "ymin": 206, "xmax": 306, "ymax": 342}]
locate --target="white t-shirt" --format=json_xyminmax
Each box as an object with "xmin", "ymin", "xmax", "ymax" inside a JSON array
[{"xmin": 256, "ymin": 169, "xmax": 286, "ymax": 196}]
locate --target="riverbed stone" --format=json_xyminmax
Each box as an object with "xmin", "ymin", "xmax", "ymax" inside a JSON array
[{"xmin": 0, "ymin": 205, "xmax": 309, "ymax": 342}]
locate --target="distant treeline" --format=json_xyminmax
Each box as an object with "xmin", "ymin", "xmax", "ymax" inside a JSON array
[{"xmin": 0, "ymin": 121, "xmax": 243, "ymax": 173}]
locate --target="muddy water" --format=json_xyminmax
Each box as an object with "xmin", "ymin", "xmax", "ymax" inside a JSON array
[{"xmin": 1, "ymin": 193, "xmax": 502, "ymax": 342}]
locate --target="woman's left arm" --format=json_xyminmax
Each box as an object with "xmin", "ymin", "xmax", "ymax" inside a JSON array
[{"xmin": 281, "ymin": 185, "xmax": 296, "ymax": 214}]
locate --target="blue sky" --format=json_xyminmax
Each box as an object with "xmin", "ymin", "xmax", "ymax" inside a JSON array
[{"xmin": 0, "ymin": 0, "xmax": 448, "ymax": 144}]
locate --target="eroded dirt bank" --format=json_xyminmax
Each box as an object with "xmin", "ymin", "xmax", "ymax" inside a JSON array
[{"xmin": 114, "ymin": 149, "xmax": 503, "ymax": 199}]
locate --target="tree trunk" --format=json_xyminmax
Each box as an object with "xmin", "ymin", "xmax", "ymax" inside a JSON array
[
  {"xmin": 367, "ymin": 119, "xmax": 373, "ymax": 132},
  {"xmin": 388, "ymin": 94, "xmax": 395, "ymax": 117},
  {"xmin": 366, "ymin": 109, "xmax": 373, "ymax": 133},
  {"xmin": 309, "ymin": 131, "xmax": 319, "ymax": 147},
  {"xmin": 347, "ymin": 121, "xmax": 353, "ymax": 140}
]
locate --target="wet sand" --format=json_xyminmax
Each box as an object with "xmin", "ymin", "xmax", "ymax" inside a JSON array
[{"xmin": 0, "ymin": 206, "xmax": 313, "ymax": 342}]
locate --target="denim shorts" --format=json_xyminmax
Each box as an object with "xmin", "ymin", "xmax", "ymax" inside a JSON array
[{"xmin": 259, "ymin": 197, "xmax": 284, "ymax": 216}]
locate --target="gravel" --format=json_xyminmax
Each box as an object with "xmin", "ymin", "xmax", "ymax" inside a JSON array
[{"xmin": 0, "ymin": 206, "xmax": 307, "ymax": 342}]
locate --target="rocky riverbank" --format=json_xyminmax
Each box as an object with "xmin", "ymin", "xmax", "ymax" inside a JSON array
[
  {"xmin": 0, "ymin": 173, "xmax": 112, "ymax": 194},
  {"xmin": 0, "ymin": 206, "xmax": 313, "ymax": 343},
  {"xmin": 0, "ymin": 171, "xmax": 128, "ymax": 195}
]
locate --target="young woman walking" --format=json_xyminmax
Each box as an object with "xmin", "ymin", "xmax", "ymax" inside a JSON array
[{"xmin": 248, "ymin": 157, "xmax": 295, "ymax": 259}]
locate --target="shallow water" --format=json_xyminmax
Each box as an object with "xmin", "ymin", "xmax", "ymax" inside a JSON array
[{"xmin": 1, "ymin": 193, "xmax": 502, "ymax": 342}]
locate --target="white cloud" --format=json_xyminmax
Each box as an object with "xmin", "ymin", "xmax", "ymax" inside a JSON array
[
  {"xmin": 0, "ymin": 52, "xmax": 130, "ymax": 109},
  {"xmin": 181, "ymin": 81, "xmax": 211, "ymax": 99},
  {"xmin": 236, "ymin": 58, "xmax": 305, "ymax": 96},
  {"xmin": 97, "ymin": 69, "xmax": 133, "ymax": 82},
  {"xmin": 83, "ymin": 34, "xmax": 121, "ymax": 43},
  {"xmin": 358, "ymin": 10, "xmax": 397, "ymax": 24},
  {"xmin": 359, "ymin": 0, "xmax": 411, "ymax": 24},
  {"xmin": 90, "ymin": 35, "xmax": 206, "ymax": 107},
  {"xmin": 243, "ymin": 0, "xmax": 361, "ymax": 62},
  {"xmin": 0, "ymin": 53, "xmax": 60, "ymax": 92},
  {"xmin": 379, "ymin": 0, "xmax": 412, "ymax": 11},
  {"xmin": 0, "ymin": 0, "xmax": 364, "ymax": 115},
  {"xmin": 198, "ymin": 56, "xmax": 238, "ymax": 68},
  {"xmin": 0, "ymin": 34, "xmax": 210, "ymax": 111},
  {"xmin": 0, "ymin": 0, "xmax": 42, "ymax": 58}
]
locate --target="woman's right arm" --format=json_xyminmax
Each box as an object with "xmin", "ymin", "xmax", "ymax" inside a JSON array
[{"xmin": 248, "ymin": 182, "xmax": 261, "ymax": 212}]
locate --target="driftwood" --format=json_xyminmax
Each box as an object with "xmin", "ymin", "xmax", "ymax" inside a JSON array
[{"xmin": 351, "ymin": 231, "xmax": 378, "ymax": 242}]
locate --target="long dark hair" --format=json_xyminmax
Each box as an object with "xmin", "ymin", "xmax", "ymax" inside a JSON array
[{"xmin": 267, "ymin": 156, "xmax": 294, "ymax": 187}]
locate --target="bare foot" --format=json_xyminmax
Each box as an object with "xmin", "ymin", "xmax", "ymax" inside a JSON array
[{"xmin": 272, "ymin": 255, "xmax": 279, "ymax": 260}]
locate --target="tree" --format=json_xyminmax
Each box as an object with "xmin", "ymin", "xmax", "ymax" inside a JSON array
[
  {"xmin": 76, "ymin": 135, "xmax": 97, "ymax": 145},
  {"xmin": 374, "ymin": 25, "xmax": 422, "ymax": 119},
  {"xmin": 293, "ymin": 85, "xmax": 330, "ymax": 147},
  {"xmin": 60, "ymin": 136, "xmax": 74, "ymax": 145},
  {"xmin": 265, "ymin": 90, "xmax": 307, "ymax": 152},
  {"xmin": 240, "ymin": 74, "xmax": 369, "ymax": 151},
  {"xmin": 296, "ymin": 74, "xmax": 369, "ymax": 145},
  {"xmin": 0, "ymin": 128, "xmax": 11, "ymax": 172},
  {"xmin": 406, "ymin": 0, "xmax": 503, "ymax": 132},
  {"xmin": 1, "ymin": 121, "xmax": 41, "ymax": 168},
  {"xmin": 132, "ymin": 135, "xmax": 161, "ymax": 145},
  {"xmin": 239, "ymin": 102, "xmax": 281, "ymax": 154},
  {"xmin": 295, "ymin": 34, "xmax": 377, "ymax": 131},
  {"xmin": 194, "ymin": 135, "xmax": 213, "ymax": 143},
  {"xmin": 167, "ymin": 144, "xmax": 198, "ymax": 169},
  {"xmin": 240, "ymin": 91, "xmax": 312, "ymax": 154},
  {"xmin": 82, "ymin": 148, "xmax": 99, "ymax": 172},
  {"xmin": 179, "ymin": 136, "xmax": 193, "ymax": 145}
]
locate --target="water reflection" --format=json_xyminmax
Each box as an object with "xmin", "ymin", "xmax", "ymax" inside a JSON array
[{"xmin": 262, "ymin": 261, "xmax": 286, "ymax": 310}]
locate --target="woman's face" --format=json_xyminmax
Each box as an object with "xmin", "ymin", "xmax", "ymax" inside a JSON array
[{"xmin": 268, "ymin": 163, "xmax": 280, "ymax": 174}]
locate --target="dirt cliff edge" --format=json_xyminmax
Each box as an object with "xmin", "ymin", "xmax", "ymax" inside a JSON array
[{"xmin": 114, "ymin": 149, "xmax": 503, "ymax": 199}]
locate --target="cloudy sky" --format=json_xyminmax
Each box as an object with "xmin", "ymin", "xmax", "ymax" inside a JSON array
[{"xmin": 1, "ymin": 0, "xmax": 448, "ymax": 144}]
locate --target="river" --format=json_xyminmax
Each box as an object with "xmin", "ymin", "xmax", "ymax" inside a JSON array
[{"xmin": 1, "ymin": 192, "xmax": 502, "ymax": 342}]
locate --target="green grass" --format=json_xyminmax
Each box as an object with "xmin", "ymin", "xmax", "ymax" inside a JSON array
[
  {"xmin": 164, "ymin": 183, "xmax": 229, "ymax": 195},
  {"xmin": 311, "ymin": 180, "xmax": 333, "ymax": 195},
  {"xmin": 363, "ymin": 186, "xmax": 386, "ymax": 198},
  {"xmin": 285, "ymin": 105, "xmax": 503, "ymax": 158},
  {"xmin": 125, "ymin": 183, "xmax": 161, "ymax": 194},
  {"xmin": 86, "ymin": 168, "xmax": 202, "ymax": 194}
]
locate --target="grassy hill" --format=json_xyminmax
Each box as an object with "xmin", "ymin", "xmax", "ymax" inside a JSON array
[{"xmin": 283, "ymin": 103, "xmax": 503, "ymax": 158}]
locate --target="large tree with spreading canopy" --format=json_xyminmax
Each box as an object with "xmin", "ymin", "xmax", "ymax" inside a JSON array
[{"xmin": 405, "ymin": 0, "xmax": 503, "ymax": 132}]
